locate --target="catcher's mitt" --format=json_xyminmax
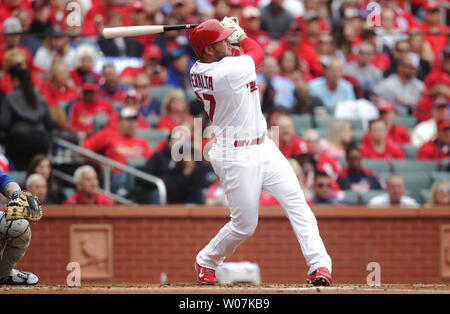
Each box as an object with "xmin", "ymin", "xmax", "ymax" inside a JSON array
[{"xmin": 5, "ymin": 191, "xmax": 43, "ymax": 222}]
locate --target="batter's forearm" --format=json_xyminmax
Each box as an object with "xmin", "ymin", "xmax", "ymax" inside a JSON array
[{"xmin": 239, "ymin": 37, "xmax": 264, "ymax": 68}]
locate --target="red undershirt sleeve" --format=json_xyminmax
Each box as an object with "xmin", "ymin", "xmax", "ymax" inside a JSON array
[{"xmin": 240, "ymin": 37, "xmax": 265, "ymax": 68}]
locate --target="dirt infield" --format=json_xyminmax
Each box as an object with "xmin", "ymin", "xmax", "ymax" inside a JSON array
[{"xmin": 1, "ymin": 283, "xmax": 450, "ymax": 294}]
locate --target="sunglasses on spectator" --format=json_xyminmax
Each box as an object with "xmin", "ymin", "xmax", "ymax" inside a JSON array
[{"xmin": 437, "ymin": 187, "xmax": 449, "ymax": 194}]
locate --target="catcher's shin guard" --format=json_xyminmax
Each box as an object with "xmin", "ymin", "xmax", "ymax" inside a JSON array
[{"xmin": 0, "ymin": 213, "xmax": 31, "ymax": 280}]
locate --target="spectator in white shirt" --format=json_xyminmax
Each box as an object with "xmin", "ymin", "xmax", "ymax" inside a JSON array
[
  {"xmin": 368, "ymin": 175, "xmax": 420, "ymax": 208},
  {"xmin": 410, "ymin": 97, "xmax": 449, "ymax": 147}
]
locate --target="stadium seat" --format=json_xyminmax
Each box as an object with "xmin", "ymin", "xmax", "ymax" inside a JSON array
[
  {"xmin": 63, "ymin": 187, "xmax": 76, "ymax": 199},
  {"xmin": 112, "ymin": 101, "xmax": 122, "ymax": 111},
  {"xmin": 93, "ymin": 114, "xmax": 109, "ymax": 132},
  {"xmin": 431, "ymin": 171, "xmax": 450, "ymax": 182},
  {"xmin": 342, "ymin": 190, "xmax": 360, "ymax": 204},
  {"xmin": 7, "ymin": 171, "xmax": 27, "ymax": 186},
  {"xmin": 362, "ymin": 159, "xmax": 391, "ymax": 174},
  {"xmin": 126, "ymin": 158, "xmax": 148, "ymax": 201},
  {"xmin": 392, "ymin": 116, "xmax": 417, "ymax": 129},
  {"xmin": 291, "ymin": 114, "xmax": 313, "ymax": 135},
  {"xmin": 391, "ymin": 160, "xmax": 438, "ymax": 173},
  {"xmin": 135, "ymin": 129, "xmax": 167, "ymax": 148},
  {"xmin": 352, "ymin": 129, "xmax": 365, "ymax": 144},
  {"xmin": 314, "ymin": 116, "xmax": 333, "ymax": 129},
  {"xmin": 348, "ymin": 119, "xmax": 364, "ymax": 130},
  {"xmin": 360, "ymin": 190, "xmax": 385, "ymax": 204},
  {"xmin": 150, "ymin": 85, "xmax": 175, "ymax": 103},
  {"xmin": 126, "ymin": 158, "xmax": 147, "ymax": 170},
  {"xmin": 420, "ymin": 189, "xmax": 430, "ymax": 204},
  {"xmin": 146, "ymin": 115, "xmax": 159, "ymax": 128},
  {"xmin": 400, "ymin": 173, "xmax": 432, "ymax": 203},
  {"xmin": 402, "ymin": 145, "xmax": 418, "ymax": 159}
]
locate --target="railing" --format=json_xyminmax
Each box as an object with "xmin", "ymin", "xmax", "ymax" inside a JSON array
[{"xmin": 48, "ymin": 137, "xmax": 167, "ymax": 205}]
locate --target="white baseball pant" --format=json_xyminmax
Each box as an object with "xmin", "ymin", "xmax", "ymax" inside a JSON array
[{"xmin": 197, "ymin": 137, "xmax": 332, "ymax": 275}]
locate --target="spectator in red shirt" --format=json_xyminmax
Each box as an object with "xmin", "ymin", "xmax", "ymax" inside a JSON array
[
  {"xmin": 361, "ymin": 100, "xmax": 411, "ymax": 146},
  {"xmin": 68, "ymin": 81, "xmax": 114, "ymax": 143},
  {"xmin": 360, "ymin": 119, "xmax": 406, "ymax": 160},
  {"xmin": 417, "ymin": 0, "xmax": 449, "ymax": 63},
  {"xmin": 0, "ymin": 17, "xmax": 33, "ymax": 72},
  {"xmin": 64, "ymin": 165, "xmax": 116, "ymax": 205},
  {"xmin": 269, "ymin": 113, "xmax": 311, "ymax": 158},
  {"xmin": 98, "ymin": 64, "xmax": 128, "ymax": 103},
  {"xmin": 104, "ymin": 89, "xmax": 151, "ymax": 130},
  {"xmin": 119, "ymin": 43, "xmax": 167, "ymax": 87},
  {"xmin": 0, "ymin": 0, "xmax": 31, "ymax": 23},
  {"xmin": 156, "ymin": 89, "xmax": 192, "ymax": 133},
  {"xmin": 241, "ymin": 6, "xmax": 272, "ymax": 51},
  {"xmin": 39, "ymin": 60, "xmax": 79, "ymax": 108},
  {"xmin": 424, "ymin": 46, "xmax": 450, "ymax": 90},
  {"xmin": 82, "ymin": 107, "xmax": 153, "ymax": 195},
  {"xmin": 70, "ymin": 44, "xmax": 101, "ymax": 89},
  {"xmin": 417, "ymin": 116, "xmax": 450, "ymax": 162}
]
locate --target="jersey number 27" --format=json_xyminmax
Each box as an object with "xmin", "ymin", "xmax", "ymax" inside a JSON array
[{"xmin": 194, "ymin": 92, "xmax": 216, "ymax": 122}]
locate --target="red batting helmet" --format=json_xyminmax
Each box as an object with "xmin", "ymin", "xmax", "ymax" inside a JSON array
[{"xmin": 189, "ymin": 19, "xmax": 234, "ymax": 58}]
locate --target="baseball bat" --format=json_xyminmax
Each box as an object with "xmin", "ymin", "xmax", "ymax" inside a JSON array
[{"xmin": 102, "ymin": 24, "xmax": 198, "ymax": 39}]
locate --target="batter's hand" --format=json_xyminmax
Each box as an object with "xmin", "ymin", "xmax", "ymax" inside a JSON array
[{"xmin": 220, "ymin": 16, "xmax": 245, "ymax": 45}]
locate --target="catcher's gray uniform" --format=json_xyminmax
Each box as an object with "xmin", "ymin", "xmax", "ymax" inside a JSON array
[{"xmin": 0, "ymin": 171, "xmax": 38, "ymax": 285}]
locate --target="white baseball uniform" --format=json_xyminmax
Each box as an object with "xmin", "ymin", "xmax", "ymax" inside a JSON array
[{"xmin": 190, "ymin": 54, "xmax": 332, "ymax": 276}]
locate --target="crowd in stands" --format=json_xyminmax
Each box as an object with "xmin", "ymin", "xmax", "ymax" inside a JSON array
[{"xmin": 0, "ymin": 0, "xmax": 448, "ymax": 208}]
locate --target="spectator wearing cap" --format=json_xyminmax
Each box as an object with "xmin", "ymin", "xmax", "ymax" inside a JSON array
[
  {"xmin": 372, "ymin": 52, "xmax": 425, "ymax": 115},
  {"xmin": 417, "ymin": 116, "xmax": 450, "ymax": 162},
  {"xmin": 308, "ymin": 57, "xmax": 356, "ymax": 111},
  {"xmin": 134, "ymin": 73, "xmax": 162, "ymax": 116},
  {"xmin": 411, "ymin": 97, "xmax": 449, "ymax": 147},
  {"xmin": 28, "ymin": 0, "xmax": 52, "ymax": 38},
  {"xmin": 98, "ymin": 64, "xmax": 128, "ymax": 103},
  {"xmin": 104, "ymin": 88, "xmax": 151, "ymax": 130},
  {"xmin": 70, "ymin": 44, "xmax": 102, "ymax": 89},
  {"xmin": 82, "ymin": 107, "xmax": 153, "ymax": 195},
  {"xmin": 295, "ymin": 0, "xmax": 329, "ymax": 37},
  {"xmin": 260, "ymin": 0, "xmax": 293, "ymax": 40},
  {"xmin": 64, "ymin": 165, "xmax": 116, "ymax": 205},
  {"xmin": 0, "ymin": 17, "xmax": 33, "ymax": 71},
  {"xmin": 33, "ymin": 24, "xmax": 75, "ymax": 73},
  {"xmin": 368, "ymin": 174, "xmax": 420, "ymax": 208},
  {"xmin": 157, "ymin": 89, "xmax": 192, "ymax": 132},
  {"xmin": 39, "ymin": 60, "xmax": 79, "ymax": 107},
  {"xmin": 119, "ymin": 44, "xmax": 167, "ymax": 87},
  {"xmin": 360, "ymin": 119, "xmax": 405, "ymax": 160},
  {"xmin": 361, "ymin": 100, "xmax": 411, "ymax": 146},
  {"xmin": 337, "ymin": 144, "xmax": 383, "ymax": 193},
  {"xmin": 344, "ymin": 42, "xmax": 383, "ymax": 96},
  {"xmin": 416, "ymin": 0, "xmax": 449, "ymax": 62},
  {"xmin": 166, "ymin": 48, "xmax": 195, "ymax": 90},
  {"xmin": 241, "ymin": 6, "xmax": 272, "ymax": 51},
  {"xmin": 68, "ymin": 80, "xmax": 114, "ymax": 143},
  {"xmin": 98, "ymin": 10, "xmax": 143, "ymax": 57},
  {"xmin": 83, "ymin": 0, "xmax": 130, "ymax": 33}
]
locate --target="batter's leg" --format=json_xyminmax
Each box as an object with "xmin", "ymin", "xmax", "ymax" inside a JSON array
[
  {"xmin": 197, "ymin": 148, "xmax": 264, "ymax": 270},
  {"xmin": 261, "ymin": 140, "xmax": 332, "ymax": 275}
]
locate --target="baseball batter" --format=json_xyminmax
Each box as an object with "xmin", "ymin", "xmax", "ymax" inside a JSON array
[
  {"xmin": 189, "ymin": 18, "xmax": 332, "ymax": 286},
  {"xmin": 0, "ymin": 171, "xmax": 39, "ymax": 285}
]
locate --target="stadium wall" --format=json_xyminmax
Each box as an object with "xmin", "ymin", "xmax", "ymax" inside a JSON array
[{"xmin": 17, "ymin": 205, "xmax": 450, "ymax": 285}]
